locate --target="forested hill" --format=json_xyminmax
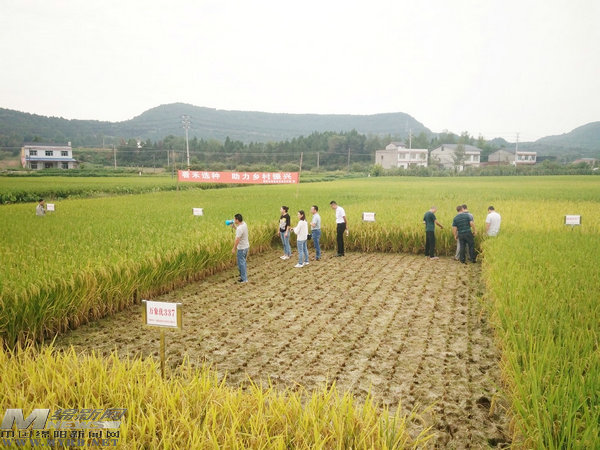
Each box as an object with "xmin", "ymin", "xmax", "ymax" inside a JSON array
[
  {"xmin": 520, "ymin": 121, "xmax": 600, "ymax": 158},
  {"xmin": 0, "ymin": 103, "xmax": 430, "ymax": 147}
]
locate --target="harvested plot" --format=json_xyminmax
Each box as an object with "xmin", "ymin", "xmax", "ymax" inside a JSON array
[{"xmin": 57, "ymin": 251, "xmax": 509, "ymax": 448}]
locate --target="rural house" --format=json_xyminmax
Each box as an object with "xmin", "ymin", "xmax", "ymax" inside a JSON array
[
  {"xmin": 375, "ymin": 142, "xmax": 428, "ymax": 169},
  {"xmin": 21, "ymin": 143, "xmax": 79, "ymax": 170},
  {"xmin": 430, "ymin": 144, "xmax": 481, "ymax": 170},
  {"xmin": 488, "ymin": 149, "xmax": 515, "ymax": 164},
  {"xmin": 514, "ymin": 151, "xmax": 537, "ymax": 165}
]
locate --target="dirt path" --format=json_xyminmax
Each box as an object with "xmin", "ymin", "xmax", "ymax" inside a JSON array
[{"xmin": 56, "ymin": 250, "xmax": 509, "ymax": 448}]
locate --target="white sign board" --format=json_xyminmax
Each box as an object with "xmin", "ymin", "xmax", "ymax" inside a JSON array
[
  {"xmin": 564, "ymin": 215, "xmax": 581, "ymax": 226},
  {"xmin": 143, "ymin": 300, "xmax": 182, "ymax": 328},
  {"xmin": 193, "ymin": 208, "xmax": 204, "ymax": 216},
  {"xmin": 362, "ymin": 212, "xmax": 376, "ymax": 222},
  {"xmin": 46, "ymin": 203, "xmax": 55, "ymax": 211}
]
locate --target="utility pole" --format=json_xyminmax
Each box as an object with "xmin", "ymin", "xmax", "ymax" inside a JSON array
[
  {"xmin": 347, "ymin": 147, "xmax": 351, "ymax": 171},
  {"xmin": 296, "ymin": 152, "xmax": 303, "ymax": 198},
  {"xmin": 316, "ymin": 152, "xmax": 320, "ymax": 170},
  {"xmin": 409, "ymin": 129, "xmax": 412, "ymax": 149},
  {"xmin": 182, "ymin": 115, "xmax": 191, "ymax": 168},
  {"xmin": 113, "ymin": 144, "xmax": 116, "ymax": 169},
  {"xmin": 514, "ymin": 132, "xmax": 520, "ymax": 166}
]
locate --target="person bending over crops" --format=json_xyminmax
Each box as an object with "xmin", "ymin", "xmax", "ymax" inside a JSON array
[
  {"xmin": 231, "ymin": 213, "xmax": 249, "ymax": 283},
  {"xmin": 454, "ymin": 204, "xmax": 474, "ymax": 260},
  {"xmin": 36, "ymin": 199, "xmax": 46, "ymax": 216},
  {"xmin": 423, "ymin": 206, "xmax": 444, "ymax": 259},
  {"xmin": 452, "ymin": 205, "xmax": 477, "ymax": 264}
]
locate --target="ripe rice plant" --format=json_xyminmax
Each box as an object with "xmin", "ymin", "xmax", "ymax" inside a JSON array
[
  {"xmin": 0, "ymin": 345, "xmax": 432, "ymax": 448},
  {"xmin": 482, "ymin": 231, "xmax": 600, "ymax": 448},
  {"xmin": 0, "ymin": 175, "xmax": 221, "ymax": 204},
  {"xmin": 1, "ymin": 175, "xmax": 599, "ymax": 447}
]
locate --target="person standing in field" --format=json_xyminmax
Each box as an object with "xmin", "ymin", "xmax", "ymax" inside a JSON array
[
  {"xmin": 452, "ymin": 205, "xmax": 477, "ymax": 264},
  {"xmin": 310, "ymin": 205, "xmax": 322, "ymax": 261},
  {"xmin": 330, "ymin": 201, "xmax": 348, "ymax": 257},
  {"xmin": 423, "ymin": 206, "xmax": 444, "ymax": 260},
  {"xmin": 36, "ymin": 199, "xmax": 46, "ymax": 216},
  {"xmin": 292, "ymin": 210, "xmax": 309, "ymax": 268},
  {"xmin": 279, "ymin": 206, "xmax": 292, "ymax": 260},
  {"xmin": 231, "ymin": 213, "xmax": 249, "ymax": 283},
  {"xmin": 485, "ymin": 206, "xmax": 501, "ymax": 236},
  {"xmin": 455, "ymin": 204, "xmax": 474, "ymax": 260}
]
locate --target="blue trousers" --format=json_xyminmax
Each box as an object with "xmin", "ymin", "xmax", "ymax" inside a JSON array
[
  {"xmin": 311, "ymin": 229, "xmax": 321, "ymax": 259},
  {"xmin": 237, "ymin": 248, "xmax": 248, "ymax": 281},
  {"xmin": 280, "ymin": 231, "xmax": 291, "ymax": 256},
  {"xmin": 297, "ymin": 239, "xmax": 308, "ymax": 264}
]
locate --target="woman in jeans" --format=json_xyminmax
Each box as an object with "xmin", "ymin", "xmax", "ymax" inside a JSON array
[
  {"xmin": 292, "ymin": 210, "xmax": 309, "ymax": 268},
  {"xmin": 279, "ymin": 206, "xmax": 291, "ymax": 259}
]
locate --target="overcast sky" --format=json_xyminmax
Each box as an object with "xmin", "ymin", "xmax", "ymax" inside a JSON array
[{"xmin": 1, "ymin": 0, "xmax": 599, "ymax": 141}]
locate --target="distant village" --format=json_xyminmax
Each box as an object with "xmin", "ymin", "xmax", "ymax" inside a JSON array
[{"xmin": 375, "ymin": 142, "xmax": 597, "ymax": 171}]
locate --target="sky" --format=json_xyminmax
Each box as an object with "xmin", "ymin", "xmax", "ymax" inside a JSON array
[{"xmin": 1, "ymin": 0, "xmax": 599, "ymax": 142}]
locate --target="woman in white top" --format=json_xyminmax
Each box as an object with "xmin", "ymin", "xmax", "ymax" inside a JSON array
[{"xmin": 292, "ymin": 210, "xmax": 309, "ymax": 267}]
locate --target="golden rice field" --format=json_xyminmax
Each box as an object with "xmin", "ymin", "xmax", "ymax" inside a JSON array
[{"xmin": 1, "ymin": 175, "xmax": 599, "ymax": 448}]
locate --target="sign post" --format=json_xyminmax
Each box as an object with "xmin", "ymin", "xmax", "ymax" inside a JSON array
[
  {"xmin": 142, "ymin": 300, "xmax": 182, "ymax": 378},
  {"xmin": 564, "ymin": 215, "xmax": 581, "ymax": 229},
  {"xmin": 362, "ymin": 212, "xmax": 376, "ymax": 222}
]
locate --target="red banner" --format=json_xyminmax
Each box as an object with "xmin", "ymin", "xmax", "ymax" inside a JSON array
[{"xmin": 178, "ymin": 170, "xmax": 299, "ymax": 184}]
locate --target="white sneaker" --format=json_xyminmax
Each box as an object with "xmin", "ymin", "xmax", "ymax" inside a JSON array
[
  {"xmin": 281, "ymin": 255, "xmax": 290, "ymax": 260},
  {"xmin": 304, "ymin": 262, "xmax": 309, "ymax": 265},
  {"xmin": 294, "ymin": 263, "xmax": 304, "ymax": 268}
]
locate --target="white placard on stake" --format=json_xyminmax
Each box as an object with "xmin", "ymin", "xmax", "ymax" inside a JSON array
[
  {"xmin": 193, "ymin": 208, "xmax": 204, "ymax": 216},
  {"xmin": 143, "ymin": 300, "xmax": 182, "ymax": 329},
  {"xmin": 46, "ymin": 203, "xmax": 55, "ymax": 212},
  {"xmin": 362, "ymin": 212, "xmax": 376, "ymax": 222},
  {"xmin": 564, "ymin": 215, "xmax": 581, "ymax": 226}
]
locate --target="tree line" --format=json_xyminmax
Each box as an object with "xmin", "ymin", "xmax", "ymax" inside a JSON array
[{"xmin": 74, "ymin": 130, "xmax": 506, "ymax": 171}]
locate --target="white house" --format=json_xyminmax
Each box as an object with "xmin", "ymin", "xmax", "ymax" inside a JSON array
[
  {"xmin": 21, "ymin": 143, "xmax": 79, "ymax": 170},
  {"xmin": 385, "ymin": 142, "xmax": 406, "ymax": 151},
  {"xmin": 488, "ymin": 149, "xmax": 515, "ymax": 164},
  {"xmin": 430, "ymin": 144, "xmax": 481, "ymax": 170},
  {"xmin": 514, "ymin": 151, "xmax": 537, "ymax": 165},
  {"xmin": 375, "ymin": 144, "xmax": 428, "ymax": 169}
]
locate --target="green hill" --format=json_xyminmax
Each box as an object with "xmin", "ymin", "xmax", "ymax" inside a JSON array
[
  {"xmin": 519, "ymin": 122, "xmax": 600, "ymax": 159},
  {"xmin": 0, "ymin": 103, "xmax": 429, "ymax": 147}
]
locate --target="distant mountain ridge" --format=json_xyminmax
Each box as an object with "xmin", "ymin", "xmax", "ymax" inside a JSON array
[
  {"xmin": 0, "ymin": 103, "xmax": 598, "ymax": 159},
  {"xmin": 0, "ymin": 103, "xmax": 429, "ymax": 146},
  {"xmin": 519, "ymin": 122, "xmax": 600, "ymax": 158}
]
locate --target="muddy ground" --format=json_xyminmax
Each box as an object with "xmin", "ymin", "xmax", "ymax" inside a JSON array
[{"xmin": 55, "ymin": 250, "xmax": 510, "ymax": 448}]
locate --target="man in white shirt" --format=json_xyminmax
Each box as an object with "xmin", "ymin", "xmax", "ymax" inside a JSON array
[
  {"xmin": 330, "ymin": 201, "xmax": 348, "ymax": 257},
  {"xmin": 231, "ymin": 213, "xmax": 249, "ymax": 282},
  {"xmin": 36, "ymin": 199, "xmax": 46, "ymax": 216},
  {"xmin": 485, "ymin": 206, "xmax": 501, "ymax": 237}
]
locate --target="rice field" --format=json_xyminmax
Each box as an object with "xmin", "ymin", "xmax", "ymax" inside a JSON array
[
  {"xmin": 0, "ymin": 175, "xmax": 218, "ymax": 204},
  {"xmin": 1, "ymin": 175, "xmax": 599, "ymax": 448}
]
